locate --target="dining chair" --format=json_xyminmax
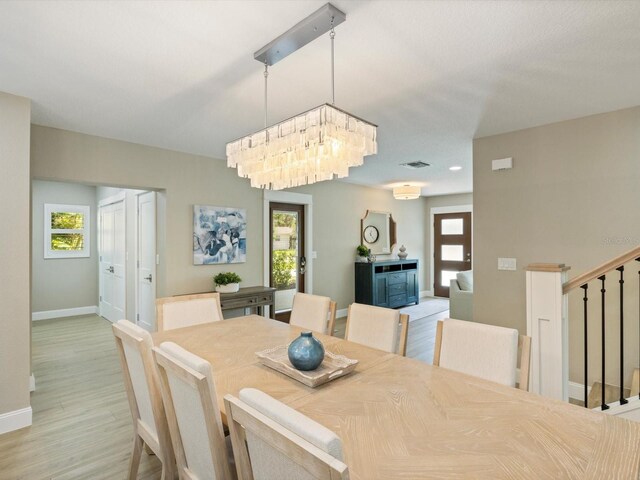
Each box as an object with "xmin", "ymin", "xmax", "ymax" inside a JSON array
[
  {"xmin": 433, "ymin": 318, "xmax": 532, "ymax": 390},
  {"xmin": 153, "ymin": 341, "xmax": 234, "ymax": 480},
  {"xmin": 289, "ymin": 293, "xmax": 337, "ymax": 335},
  {"xmin": 345, "ymin": 303, "xmax": 409, "ymax": 355},
  {"xmin": 156, "ymin": 292, "xmax": 224, "ymax": 331},
  {"xmin": 112, "ymin": 320, "xmax": 176, "ymax": 480},
  {"xmin": 224, "ymin": 388, "xmax": 349, "ymax": 480}
]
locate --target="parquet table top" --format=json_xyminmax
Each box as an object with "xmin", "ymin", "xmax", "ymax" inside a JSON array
[{"xmin": 153, "ymin": 315, "xmax": 640, "ymax": 479}]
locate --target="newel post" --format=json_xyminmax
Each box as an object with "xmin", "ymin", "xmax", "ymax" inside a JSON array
[{"xmin": 525, "ymin": 263, "xmax": 571, "ymax": 401}]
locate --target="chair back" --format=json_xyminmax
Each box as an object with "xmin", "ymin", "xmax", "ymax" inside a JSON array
[
  {"xmin": 224, "ymin": 388, "xmax": 348, "ymax": 480},
  {"xmin": 153, "ymin": 342, "xmax": 232, "ymax": 480},
  {"xmin": 433, "ymin": 318, "xmax": 530, "ymax": 389},
  {"xmin": 112, "ymin": 320, "xmax": 173, "ymax": 464},
  {"xmin": 289, "ymin": 293, "xmax": 336, "ymax": 335},
  {"xmin": 345, "ymin": 303, "xmax": 409, "ymax": 355},
  {"xmin": 156, "ymin": 292, "xmax": 224, "ymax": 331}
]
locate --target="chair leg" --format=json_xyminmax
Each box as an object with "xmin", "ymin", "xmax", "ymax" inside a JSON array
[
  {"xmin": 144, "ymin": 442, "xmax": 155, "ymax": 455},
  {"xmin": 128, "ymin": 435, "xmax": 144, "ymax": 480},
  {"xmin": 160, "ymin": 463, "xmax": 177, "ymax": 480}
]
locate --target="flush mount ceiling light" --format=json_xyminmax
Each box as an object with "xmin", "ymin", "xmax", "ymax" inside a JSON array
[
  {"xmin": 393, "ymin": 185, "xmax": 421, "ymax": 200},
  {"xmin": 449, "ymin": 165, "xmax": 462, "ymax": 171},
  {"xmin": 226, "ymin": 3, "xmax": 377, "ymax": 190}
]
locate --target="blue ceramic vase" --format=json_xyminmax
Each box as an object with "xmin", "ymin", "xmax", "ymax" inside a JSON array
[{"xmin": 288, "ymin": 331, "xmax": 325, "ymax": 371}]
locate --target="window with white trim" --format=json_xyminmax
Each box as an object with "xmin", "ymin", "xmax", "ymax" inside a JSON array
[{"xmin": 44, "ymin": 204, "xmax": 90, "ymax": 258}]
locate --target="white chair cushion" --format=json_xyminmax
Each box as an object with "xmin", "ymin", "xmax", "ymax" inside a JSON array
[
  {"xmin": 289, "ymin": 293, "xmax": 331, "ymax": 334},
  {"xmin": 162, "ymin": 297, "xmax": 222, "ymax": 331},
  {"xmin": 439, "ymin": 319, "xmax": 518, "ymax": 387},
  {"xmin": 116, "ymin": 320, "xmax": 157, "ymax": 438},
  {"xmin": 239, "ymin": 388, "xmax": 343, "ymax": 462},
  {"xmin": 347, "ymin": 303, "xmax": 400, "ymax": 354},
  {"xmin": 158, "ymin": 342, "xmax": 223, "ymax": 480},
  {"xmin": 456, "ymin": 270, "xmax": 473, "ymax": 291}
]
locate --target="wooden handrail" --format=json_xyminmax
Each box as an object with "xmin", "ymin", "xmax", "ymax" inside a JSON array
[{"xmin": 563, "ymin": 245, "xmax": 640, "ymax": 294}]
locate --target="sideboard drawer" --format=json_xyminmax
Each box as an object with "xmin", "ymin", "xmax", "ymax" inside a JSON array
[
  {"xmin": 389, "ymin": 293, "xmax": 407, "ymax": 307},
  {"xmin": 388, "ymin": 282, "xmax": 406, "ymax": 296},
  {"xmin": 387, "ymin": 272, "xmax": 407, "ymax": 285}
]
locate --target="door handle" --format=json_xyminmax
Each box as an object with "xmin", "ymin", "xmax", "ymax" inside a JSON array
[
  {"xmin": 144, "ymin": 274, "xmax": 153, "ymax": 282},
  {"xmin": 299, "ymin": 256, "xmax": 306, "ymax": 275},
  {"xmin": 106, "ymin": 266, "xmax": 114, "ymax": 273}
]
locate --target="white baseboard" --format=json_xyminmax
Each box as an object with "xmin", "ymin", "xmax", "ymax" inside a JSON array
[
  {"xmin": 420, "ymin": 290, "xmax": 434, "ymax": 298},
  {"xmin": 32, "ymin": 305, "xmax": 98, "ymax": 321},
  {"xmin": 336, "ymin": 308, "xmax": 348, "ymax": 319},
  {"xmin": 0, "ymin": 407, "xmax": 32, "ymax": 435},
  {"xmin": 29, "ymin": 374, "xmax": 35, "ymax": 392},
  {"xmin": 569, "ymin": 381, "xmax": 591, "ymax": 401}
]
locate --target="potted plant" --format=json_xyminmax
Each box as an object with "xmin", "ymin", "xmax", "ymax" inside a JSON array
[
  {"xmin": 213, "ymin": 272, "xmax": 242, "ymax": 293},
  {"xmin": 356, "ymin": 244, "xmax": 370, "ymax": 263}
]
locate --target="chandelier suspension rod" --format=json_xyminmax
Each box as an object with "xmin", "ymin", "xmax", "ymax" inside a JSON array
[
  {"xmin": 330, "ymin": 17, "xmax": 335, "ymax": 105},
  {"xmin": 264, "ymin": 62, "xmax": 269, "ymax": 128}
]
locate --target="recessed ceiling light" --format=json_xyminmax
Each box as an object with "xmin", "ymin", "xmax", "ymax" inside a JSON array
[{"xmin": 449, "ymin": 166, "xmax": 462, "ymax": 171}]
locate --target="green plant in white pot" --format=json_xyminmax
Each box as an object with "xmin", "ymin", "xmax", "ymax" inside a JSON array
[
  {"xmin": 213, "ymin": 272, "xmax": 242, "ymax": 293},
  {"xmin": 356, "ymin": 244, "xmax": 370, "ymax": 263}
]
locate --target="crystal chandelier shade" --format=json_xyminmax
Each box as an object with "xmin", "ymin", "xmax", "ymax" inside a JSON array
[{"xmin": 226, "ymin": 104, "xmax": 377, "ymax": 190}]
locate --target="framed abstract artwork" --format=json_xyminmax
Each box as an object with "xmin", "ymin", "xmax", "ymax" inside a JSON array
[{"xmin": 193, "ymin": 205, "xmax": 246, "ymax": 264}]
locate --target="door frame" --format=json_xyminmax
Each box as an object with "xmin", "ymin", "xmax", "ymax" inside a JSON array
[
  {"xmin": 263, "ymin": 191, "xmax": 313, "ymax": 317},
  {"xmin": 429, "ymin": 204, "xmax": 472, "ymax": 298},
  {"xmin": 98, "ymin": 191, "xmax": 127, "ymax": 320}
]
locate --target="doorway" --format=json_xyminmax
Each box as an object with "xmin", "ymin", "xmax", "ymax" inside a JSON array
[
  {"xmin": 269, "ymin": 202, "xmax": 305, "ymax": 322},
  {"xmin": 433, "ymin": 211, "xmax": 472, "ymax": 297}
]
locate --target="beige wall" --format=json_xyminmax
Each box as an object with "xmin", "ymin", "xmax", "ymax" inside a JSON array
[
  {"xmin": 293, "ymin": 181, "xmax": 427, "ymax": 309},
  {"xmin": 31, "ymin": 180, "xmax": 98, "ymax": 313},
  {"xmin": 423, "ymin": 193, "xmax": 474, "ymax": 292},
  {"xmin": 0, "ymin": 92, "xmax": 31, "ymax": 416},
  {"xmin": 473, "ymin": 106, "xmax": 640, "ymax": 386},
  {"xmin": 31, "ymin": 125, "xmax": 428, "ymax": 315},
  {"xmin": 31, "ymin": 125, "xmax": 264, "ymax": 298}
]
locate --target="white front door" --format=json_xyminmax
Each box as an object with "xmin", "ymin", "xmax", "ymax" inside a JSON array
[
  {"xmin": 99, "ymin": 199, "xmax": 126, "ymax": 322},
  {"xmin": 136, "ymin": 191, "xmax": 156, "ymax": 331}
]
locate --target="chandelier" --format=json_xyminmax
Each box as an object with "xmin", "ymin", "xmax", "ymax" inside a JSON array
[{"xmin": 226, "ymin": 3, "xmax": 377, "ymax": 190}]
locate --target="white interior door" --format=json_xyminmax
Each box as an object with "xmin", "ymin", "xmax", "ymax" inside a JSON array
[
  {"xmin": 136, "ymin": 191, "xmax": 156, "ymax": 331},
  {"xmin": 99, "ymin": 199, "xmax": 126, "ymax": 322}
]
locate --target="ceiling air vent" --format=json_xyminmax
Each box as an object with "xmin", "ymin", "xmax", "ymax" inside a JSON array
[{"xmin": 401, "ymin": 161, "xmax": 430, "ymax": 169}]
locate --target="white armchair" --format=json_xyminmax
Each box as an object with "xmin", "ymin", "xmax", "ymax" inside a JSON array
[{"xmin": 449, "ymin": 270, "xmax": 473, "ymax": 321}]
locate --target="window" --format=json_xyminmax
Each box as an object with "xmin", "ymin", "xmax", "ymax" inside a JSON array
[{"xmin": 44, "ymin": 204, "xmax": 90, "ymax": 258}]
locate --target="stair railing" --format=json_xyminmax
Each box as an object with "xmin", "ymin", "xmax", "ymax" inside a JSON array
[{"xmin": 526, "ymin": 245, "xmax": 640, "ymax": 407}]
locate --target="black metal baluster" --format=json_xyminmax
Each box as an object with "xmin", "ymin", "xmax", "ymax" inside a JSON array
[
  {"xmin": 618, "ymin": 266, "xmax": 628, "ymax": 405},
  {"xmin": 600, "ymin": 275, "xmax": 609, "ymax": 410},
  {"xmin": 581, "ymin": 284, "xmax": 589, "ymax": 408},
  {"xmin": 637, "ymin": 258, "xmax": 640, "ymax": 400}
]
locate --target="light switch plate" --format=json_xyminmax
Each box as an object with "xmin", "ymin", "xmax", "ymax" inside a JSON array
[
  {"xmin": 498, "ymin": 257, "xmax": 517, "ymax": 271},
  {"xmin": 311, "ymin": 251, "xmax": 317, "ymax": 259}
]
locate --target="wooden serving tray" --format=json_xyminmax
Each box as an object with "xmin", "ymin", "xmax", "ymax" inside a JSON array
[{"xmin": 255, "ymin": 345, "xmax": 359, "ymax": 388}]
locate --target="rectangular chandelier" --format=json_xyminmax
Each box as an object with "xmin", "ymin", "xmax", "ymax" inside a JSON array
[{"xmin": 226, "ymin": 103, "xmax": 377, "ymax": 190}]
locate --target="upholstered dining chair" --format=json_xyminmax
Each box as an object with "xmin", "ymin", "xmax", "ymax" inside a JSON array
[
  {"xmin": 433, "ymin": 318, "xmax": 532, "ymax": 391},
  {"xmin": 224, "ymin": 388, "xmax": 349, "ymax": 480},
  {"xmin": 344, "ymin": 303, "xmax": 409, "ymax": 355},
  {"xmin": 153, "ymin": 341, "xmax": 234, "ymax": 480},
  {"xmin": 289, "ymin": 293, "xmax": 337, "ymax": 335},
  {"xmin": 156, "ymin": 292, "xmax": 224, "ymax": 331},
  {"xmin": 112, "ymin": 320, "xmax": 176, "ymax": 480}
]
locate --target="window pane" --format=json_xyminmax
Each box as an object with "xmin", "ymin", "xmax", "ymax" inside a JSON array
[
  {"xmin": 272, "ymin": 211, "xmax": 299, "ymax": 310},
  {"xmin": 51, "ymin": 233, "xmax": 84, "ymax": 251},
  {"xmin": 441, "ymin": 218, "xmax": 463, "ymax": 235},
  {"xmin": 441, "ymin": 270, "xmax": 459, "ymax": 287},
  {"xmin": 442, "ymin": 245, "xmax": 463, "ymax": 261},
  {"xmin": 51, "ymin": 212, "xmax": 84, "ymax": 229}
]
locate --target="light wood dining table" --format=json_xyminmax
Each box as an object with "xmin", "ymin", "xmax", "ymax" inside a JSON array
[{"xmin": 153, "ymin": 315, "xmax": 640, "ymax": 479}]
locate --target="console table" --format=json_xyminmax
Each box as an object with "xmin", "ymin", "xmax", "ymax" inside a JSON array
[
  {"xmin": 355, "ymin": 259, "xmax": 419, "ymax": 308},
  {"xmin": 217, "ymin": 286, "xmax": 276, "ymax": 319}
]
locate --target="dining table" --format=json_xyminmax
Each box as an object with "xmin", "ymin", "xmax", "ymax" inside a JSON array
[{"xmin": 152, "ymin": 315, "xmax": 640, "ymax": 479}]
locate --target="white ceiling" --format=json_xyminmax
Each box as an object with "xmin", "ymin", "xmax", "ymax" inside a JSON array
[{"xmin": 1, "ymin": 1, "xmax": 639, "ymax": 196}]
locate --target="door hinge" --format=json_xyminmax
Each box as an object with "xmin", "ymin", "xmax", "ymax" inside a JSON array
[
  {"xmin": 137, "ymin": 260, "xmax": 140, "ymax": 268},
  {"xmin": 99, "ymin": 295, "xmax": 102, "ymax": 301},
  {"xmin": 99, "ymin": 255, "xmax": 102, "ymax": 261},
  {"xmin": 137, "ymin": 313, "xmax": 140, "ymax": 321}
]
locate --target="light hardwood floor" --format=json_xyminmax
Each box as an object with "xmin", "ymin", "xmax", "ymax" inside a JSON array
[{"xmin": 0, "ymin": 305, "xmax": 448, "ymax": 479}]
